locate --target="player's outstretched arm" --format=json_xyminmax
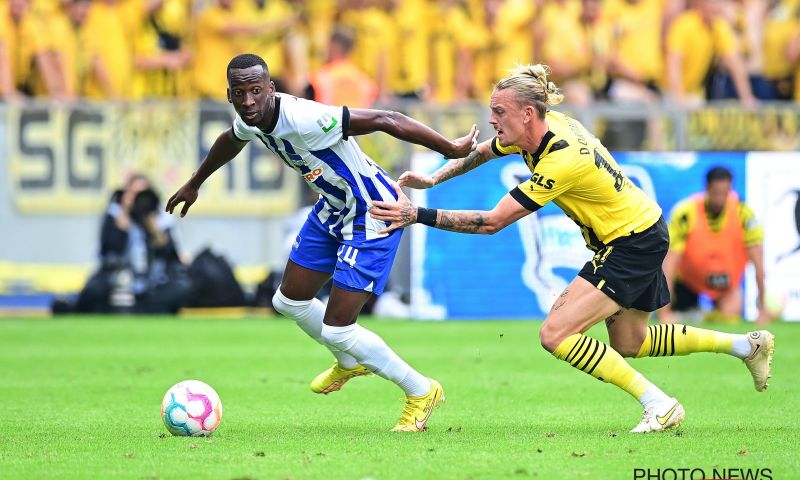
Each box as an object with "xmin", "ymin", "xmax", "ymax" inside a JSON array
[
  {"xmin": 347, "ymin": 108, "xmax": 478, "ymax": 159},
  {"xmin": 398, "ymin": 139, "xmax": 498, "ymax": 189},
  {"xmin": 166, "ymin": 128, "xmax": 247, "ymax": 217},
  {"xmin": 370, "ymin": 182, "xmax": 532, "ymax": 235}
]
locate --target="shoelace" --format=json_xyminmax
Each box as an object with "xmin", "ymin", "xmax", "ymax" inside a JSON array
[
  {"xmin": 396, "ymin": 397, "xmax": 421, "ymax": 424},
  {"xmin": 638, "ymin": 408, "xmax": 655, "ymax": 425}
]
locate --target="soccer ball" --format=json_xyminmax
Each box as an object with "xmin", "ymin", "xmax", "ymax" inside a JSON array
[{"xmin": 161, "ymin": 380, "xmax": 222, "ymax": 436}]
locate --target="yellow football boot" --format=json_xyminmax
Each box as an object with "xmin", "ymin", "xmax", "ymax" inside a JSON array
[
  {"xmin": 391, "ymin": 378, "xmax": 444, "ymax": 432},
  {"xmin": 310, "ymin": 363, "xmax": 371, "ymax": 394}
]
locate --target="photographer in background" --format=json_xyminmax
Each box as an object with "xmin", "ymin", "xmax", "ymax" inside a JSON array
[{"xmin": 65, "ymin": 174, "xmax": 192, "ymax": 314}]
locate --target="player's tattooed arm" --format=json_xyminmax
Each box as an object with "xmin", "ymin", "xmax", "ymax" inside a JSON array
[
  {"xmin": 371, "ymin": 186, "xmax": 532, "ymax": 235},
  {"xmin": 398, "ymin": 139, "xmax": 497, "ymax": 189},
  {"xmin": 431, "ymin": 148, "xmax": 492, "ymax": 185},
  {"xmin": 435, "ymin": 210, "xmax": 488, "ymax": 234}
]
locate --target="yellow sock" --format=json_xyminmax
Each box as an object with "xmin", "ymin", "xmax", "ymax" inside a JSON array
[
  {"xmin": 636, "ymin": 324, "xmax": 734, "ymax": 357},
  {"xmin": 553, "ymin": 334, "xmax": 652, "ymax": 401}
]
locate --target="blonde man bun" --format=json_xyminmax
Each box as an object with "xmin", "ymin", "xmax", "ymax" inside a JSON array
[{"xmin": 495, "ymin": 64, "xmax": 563, "ymax": 117}]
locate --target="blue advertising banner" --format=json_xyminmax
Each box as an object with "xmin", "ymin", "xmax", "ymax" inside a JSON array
[{"xmin": 410, "ymin": 151, "xmax": 747, "ymax": 320}]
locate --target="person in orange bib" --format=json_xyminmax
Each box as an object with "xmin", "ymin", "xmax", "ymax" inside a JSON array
[
  {"xmin": 659, "ymin": 166, "xmax": 770, "ymax": 324},
  {"xmin": 308, "ymin": 27, "xmax": 378, "ymax": 108}
]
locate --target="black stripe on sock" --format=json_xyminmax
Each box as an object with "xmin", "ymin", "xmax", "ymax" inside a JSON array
[
  {"xmin": 564, "ymin": 336, "xmax": 585, "ymax": 362},
  {"xmin": 655, "ymin": 325, "xmax": 663, "ymax": 356},
  {"xmin": 649, "ymin": 325, "xmax": 656, "ymax": 356},
  {"xmin": 654, "ymin": 325, "xmax": 662, "ymax": 356},
  {"xmin": 571, "ymin": 338, "xmax": 596, "ymax": 368},
  {"xmin": 578, "ymin": 338, "xmax": 601, "ymax": 371},
  {"xmin": 566, "ymin": 336, "xmax": 589, "ymax": 363},
  {"xmin": 586, "ymin": 343, "xmax": 607, "ymax": 375},
  {"xmin": 661, "ymin": 325, "xmax": 669, "ymax": 356},
  {"xmin": 670, "ymin": 324, "xmax": 676, "ymax": 356}
]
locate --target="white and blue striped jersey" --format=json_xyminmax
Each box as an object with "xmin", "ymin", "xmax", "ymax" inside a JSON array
[{"xmin": 232, "ymin": 94, "xmax": 398, "ymax": 241}]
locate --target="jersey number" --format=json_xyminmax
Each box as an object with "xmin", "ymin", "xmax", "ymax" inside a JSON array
[
  {"xmin": 337, "ymin": 246, "xmax": 359, "ymax": 267},
  {"xmin": 594, "ymin": 149, "xmax": 625, "ymax": 192}
]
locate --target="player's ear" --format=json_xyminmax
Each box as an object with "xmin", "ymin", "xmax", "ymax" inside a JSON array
[
  {"xmin": 226, "ymin": 88, "xmax": 232, "ymax": 103},
  {"xmin": 524, "ymin": 105, "xmax": 534, "ymax": 123},
  {"xmin": 268, "ymin": 80, "xmax": 276, "ymax": 94}
]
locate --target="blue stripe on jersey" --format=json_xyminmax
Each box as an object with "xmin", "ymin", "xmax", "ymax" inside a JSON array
[
  {"xmin": 360, "ymin": 174, "xmax": 392, "ymax": 230},
  {"xmin": 278, "ymin": 138, "xmax": 347, "ymax": 205},
  {"xmin": 373, "ymin": 170, "xmax": 399, "ymax": 200},
  {"xmin": 311, "ymin": 148, "xmax": 367, "ymax": 239},
  {"xmin": 257, "ymin": 137, "xmax": 293, "ymax": 168},
  {"xmin": 322, "ymin": 205, "xmax": 348, "ymax": 241},
  {"xmin": 359, "ymin": 174, "xmax": 383, "ymax": 202},
  {"xmin": 313, "ymin": 199, "xmax": 325, "ymax": 214}
]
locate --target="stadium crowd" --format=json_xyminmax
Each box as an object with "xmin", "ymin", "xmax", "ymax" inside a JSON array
[{"xmin": 1, "ymin": 0, "xmax": 799, "ymax": 105}]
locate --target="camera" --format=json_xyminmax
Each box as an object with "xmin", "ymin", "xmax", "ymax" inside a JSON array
[{"xmin": 130, "ymin": 188, "xmax": 160, "ymax": 225}]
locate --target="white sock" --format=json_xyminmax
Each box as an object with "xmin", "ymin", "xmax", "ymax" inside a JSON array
[
  {"xmin": 320, "ymin": 323, "xmax": 431, "ymax": 397},
  {"xmin": 730, "ymin": 334, "xmax": 752, "ymax": 359},
  {"xmin": 272, "ymin": 290, "xmax": 358, "ymax": 369},
  {"xmin": 638, "ymin": 380, "xmax": 672, "ymax": 410}
]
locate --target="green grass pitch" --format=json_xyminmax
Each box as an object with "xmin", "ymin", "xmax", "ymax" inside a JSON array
[{"xmin": 1, "ymin": 317, "xmax": 797, "ymax": 479}]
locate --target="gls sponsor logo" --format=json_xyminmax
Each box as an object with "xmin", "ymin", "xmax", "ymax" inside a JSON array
[
  {"xmin": 529, "ymin": 172, "xmax": 555, "ymax": 190},
  {"xmin": 303, "ymin": 168, "xmax": 324, "ymax": 182},
  {"xmin": 633, "ymin": 467, "xmax": 773, "ymax": 480}
]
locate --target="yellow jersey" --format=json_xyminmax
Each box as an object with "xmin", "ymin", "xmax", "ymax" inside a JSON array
[
  {"xmin": 83, "ymin": 0, "xmax": 135, "ymax": 98},
  {"xmin": 471, "ymin": 0, "xmax": 537, "ymax": 100},
  {"xmin": 428, "ymin": 2, "xmax": 477, "ymax": 103},
  {"xmin": 664, "ymin": 10, "xmax": 736, "ymax": 95},
  {"xmin": 388, "ymin": 0, "xmax": 430, "ymax": 95},
  {"xmin": 191, "ymin": 3, "xmax": 239, "ymax": 100},
  {"xmin": 39, "ymin": 7, "xmax": 82, "ymax": 96},
  {"xmin": 131, "ymin": 0, "xmax": 192, "ymax": 98},
  {"xmin": 233, "ymin": 0, "xmax": 294, "ymax": 79},
  {"xmin": 535, "ymin": 0, "xmax": 586, "ymax": 83},
  {"xmin": 605, "ymin": 0, "xmax": 665, "ymax": 83},
  {"xmin": 494, "ymin": 110, "xmax": 662, "ymax": 250},
  {"xmin": 1, "ymin": 5, "xmax": 47, "ymax": 93},
  {"xmin": 340, "ymin": 6, "xmax": 394, "ymax": 84},
  {"xmin": 762, "ymin": 0, "xmax": 799, "ymax": 81}
]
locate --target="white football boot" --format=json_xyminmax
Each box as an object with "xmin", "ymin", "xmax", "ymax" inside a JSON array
[
  {"xmin": 630, "ymin": 398, "xmax": 685, "ymax": 433},
  {"xmin": 743, "ymin": 330, "xmax": 775, "ymax": 392}
]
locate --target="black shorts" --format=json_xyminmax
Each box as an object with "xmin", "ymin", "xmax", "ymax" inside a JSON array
[{"xmin": 578, "ymin": 216, "xmax": 670, "ymax": 312}]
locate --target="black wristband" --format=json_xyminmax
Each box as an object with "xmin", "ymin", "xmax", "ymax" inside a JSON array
[{"xmin": 416, "ymin": 207, "xmax": 438, "ymax": 227}]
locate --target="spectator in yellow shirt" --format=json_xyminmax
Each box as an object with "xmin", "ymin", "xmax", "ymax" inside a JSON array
[
  {"xmin": 131, "ymin": 0, "xmax": 192, "ymax": 98},
  {"xmin": 3, "ymin": 0, "xmax": 62, "ymax": 97},
  {"xmin": 234, "ymin": 0, "xmax": 310, "ymax": 97},
  {"xmin": 192, "ymin": 0, "xmax": 297, "ymax": 100},
  {"xmin": 535, "ymin": 0, "xmax": 596, "ymax": 105},
  {"xmin": 340, "ymin": 0, "xmax": 396, "ymax": 103},
  {"xmin": 82, "ymin": 0, "xmax": 135, "ymax": 99},
  {"xmin": 760, "ymin": 0, "xmax": 798, "ymax": 100},
  {"xmin": 472, "ymin": 0, "xmax": 537, "ymax": 101},
  {"xmin": 0, "ymin": 2, "xmax": 23, "ymax": 99},
  {"xmin": 664, "ymin": 0, "xmax": 756, "ymax": 107},
  {"xmin": 428, "ymin": 0, "xmax": 477, "ymax": 103},
  {"xmin": 387, "ymin": 0, "xmax": 431, "ymax": 99}
]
